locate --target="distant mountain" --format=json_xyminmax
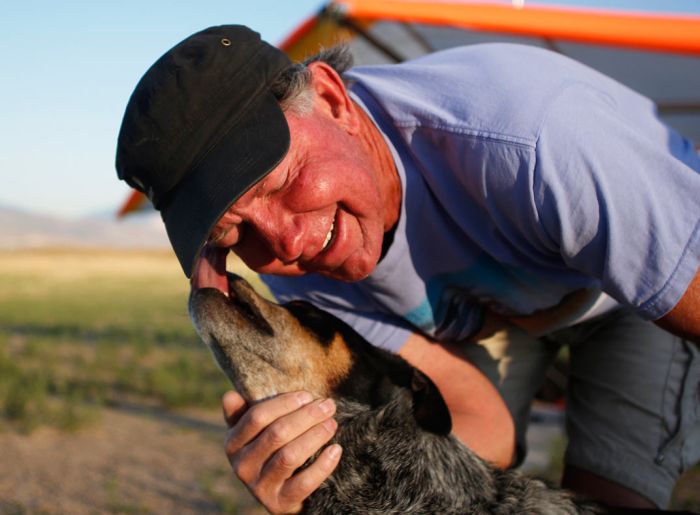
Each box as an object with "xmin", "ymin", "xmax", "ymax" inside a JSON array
[{"xmin": 0, "ymin": 206, "xmax": 170, "ymax": 249}]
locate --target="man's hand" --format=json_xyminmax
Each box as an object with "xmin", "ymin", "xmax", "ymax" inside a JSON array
[{"xmin": 222, "ymin": 390, "xmax": 342, "ymax": 514}]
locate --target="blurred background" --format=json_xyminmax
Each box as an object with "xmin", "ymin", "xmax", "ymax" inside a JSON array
[{"xmin": 1, "ymin": 1, "xmax": 698, "ymax": 512}]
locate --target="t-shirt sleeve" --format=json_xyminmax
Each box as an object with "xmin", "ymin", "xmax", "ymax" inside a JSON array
[
  {"xmin": 532, "ymin": 84, "xmax": 700, "ymax": 319},
  {"xmin": 261, "ymin": 273, "xmax": 415, "ymax": 353}
]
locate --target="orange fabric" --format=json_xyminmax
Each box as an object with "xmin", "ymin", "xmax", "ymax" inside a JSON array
[
  {"xmin": 118, "ymin": 1, "xmax": 700, "ymax": 218},
  {"xmin": 337, "ymin": 0, "xmax": 700, "ymax": 55},
  {"xmin": 279, "ymin": 15, "xmax": 322, "ymax": 54},
  {"xmin": 117, "ymin": 190, "xmax": 149, "ymax": 217},
  {"xmin": 279, "ymin": 13, "xmax": 364, "ymax": 62}
]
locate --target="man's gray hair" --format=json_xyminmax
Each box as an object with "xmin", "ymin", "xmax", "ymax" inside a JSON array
[{"xmin": 270, "ymin": 45, "xmax": 354, "ymax": 116}]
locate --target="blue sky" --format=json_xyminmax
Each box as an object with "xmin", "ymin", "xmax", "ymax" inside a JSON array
[
  {"xmin": 1, "ymin": 0, "xmax": 698, "ymax": 218},
  {"xmin": 0, "ymin": 0, "xmax": 324, "ymax": 218}
]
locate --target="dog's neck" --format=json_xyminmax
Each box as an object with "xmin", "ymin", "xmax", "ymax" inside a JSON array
[
  {"xmin": 326, "ymin": 393, "xmax": 501, "ymax": 513},
  {"xmin": 303, "ymin": 393, "xmax": 599, "ymax": 515}
]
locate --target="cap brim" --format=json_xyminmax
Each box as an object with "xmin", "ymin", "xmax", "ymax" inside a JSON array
[{"xmin": 161, "ymin": 92, "xmax": 290, "ymax": 277}]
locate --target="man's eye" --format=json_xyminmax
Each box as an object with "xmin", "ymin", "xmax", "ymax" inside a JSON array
[
  {"xmin": 208, "ymin": 228, "xmax": 228, "ymax": 245},
  {"xmin": 233, "ymin": 223, "xmax": 246, "ymax": 246},
  {"xmin": 270, "ymin": 170, "xmax": 294, "ymax": 195},
  {"xmin": 208, "ymin": 223, "xmax": 245, "ymax": 247}
]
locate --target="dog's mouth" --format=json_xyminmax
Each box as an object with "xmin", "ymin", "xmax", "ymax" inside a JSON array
[
  {"xmin": 191, "ymin": 245, "xmax": 230, "ymax": 296},
  {"xmin": 189, "ymin": 248, "xmax": 288, "ymax": 398},
  {"xmin": 189, "ymin": 251, "xmax": 352, "ymax": 401},
  {"xmin": 190, "ymin": 246, "xmax": 275, "ymax": 338}
]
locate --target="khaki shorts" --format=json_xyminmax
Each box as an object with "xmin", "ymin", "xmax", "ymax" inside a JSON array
[{"xmin": 463, "ymin": 309, "xmax": 700, "ymax": 508}]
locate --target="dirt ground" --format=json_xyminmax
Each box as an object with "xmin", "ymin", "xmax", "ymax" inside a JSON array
[
  {"xmin": 0, "ymin": 404, "xmax": 698, "ymax": 514},
  {"xmin": 2, "ymin": 250, "xmax": 695, "ymax": 513},
  {"xmin": 0, "ymin": 404, "xmax": 265, "ymax": 515}
]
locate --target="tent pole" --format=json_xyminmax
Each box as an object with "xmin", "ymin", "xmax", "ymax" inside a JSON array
[{"xmin": 336, "ymin": 15, "xmax": 406, "ymax": 62}]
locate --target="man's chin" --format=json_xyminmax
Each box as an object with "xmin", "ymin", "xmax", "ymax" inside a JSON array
[
  {"xmin": 250, "ymin": 251, "xmax": 380, "ymax": 282},
  {"xmin": 315, "ymin": 259, "xmax": 378, "ymax": 283},
  {"xmin": 249, "ymin": 261, "xmax": 307, "ymax": 277}
]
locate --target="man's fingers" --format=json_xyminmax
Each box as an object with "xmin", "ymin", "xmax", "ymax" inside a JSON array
[
  {"xmin": 258, "ymin": 414, "xmax": 338, "ymax": 486},
  {"xmin": 225, "ymin": 391, "xmax": 315, "ymax": 458},
  {"xmin": 238, "ymin": 398, "xmax": 336, "ymax": 472},
  {"xmin": 227, "ymin": 397, "xmax": 337, "ymax": 487},
  {"xmin": 278, "ymin": 443, "xmax": 343, "ymax": 510},
  {"xmin": 222, "ymin": 390, "xmax": 248, "ymax": 427},
  {"xmin": 221, "ymin": 393, "xmax": 340, "ymax": 514}
]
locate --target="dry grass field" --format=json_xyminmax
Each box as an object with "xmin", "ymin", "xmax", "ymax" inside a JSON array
[
  {"xmin": 0, "ymin": 248, "xmax": 697, "ymax": 513},
  {"xmin": 0, "ymin": 248, "xmax": 266, "ymax": 514}
]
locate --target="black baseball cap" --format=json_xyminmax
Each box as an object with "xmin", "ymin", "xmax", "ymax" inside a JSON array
[{"xmin": 115, "ymin": 25, "xmax": 292, "ymax": 277}]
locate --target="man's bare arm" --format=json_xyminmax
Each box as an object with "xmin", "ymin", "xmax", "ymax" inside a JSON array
[
  {"xmin": 656, "ymin": 267, "xmax": 700, "ymax": 344},
  {"xmin": 399, "ymin": 332, "xmax": 515, "ymax": 469}
]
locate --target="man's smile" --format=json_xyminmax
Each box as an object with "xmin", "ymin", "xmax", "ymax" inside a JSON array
[{"xmin": 322, "ymin": 216, "xmax": 335, "ymax": 251}]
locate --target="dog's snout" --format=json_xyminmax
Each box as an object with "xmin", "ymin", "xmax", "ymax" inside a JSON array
[{"xmin": 226, "ymin": 289, "xmax": 275, "ymax": 337}]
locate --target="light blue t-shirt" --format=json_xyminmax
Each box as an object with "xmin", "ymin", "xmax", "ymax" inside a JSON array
[{"xmin": 264, "ymin": 44, "xmax": 700, "ymax": 353}]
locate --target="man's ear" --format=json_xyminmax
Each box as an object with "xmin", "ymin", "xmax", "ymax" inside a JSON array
[
  {"xmin": 307, "ymin": 61, "xmax": 361, "ymax": 134},
  {"xmin": 411, "ymin": 368, "xmax": 452, "ymax": 436}
]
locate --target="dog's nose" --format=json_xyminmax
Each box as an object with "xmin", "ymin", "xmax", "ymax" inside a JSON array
[{"xmin": 191, "ymin": 245, "xmax": 229, "ymax": 295}]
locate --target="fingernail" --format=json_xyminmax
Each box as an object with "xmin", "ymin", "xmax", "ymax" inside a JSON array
[
  {"xmin": 319, "ymin": 398, "xmax": 335, "ymax": 415},
  {"xmin": 323, "ymin": 418, "xmax": 337, "ymax": 433},
  {"xmin": 327, "ymin": 444, "xmax": 342, "ymax": 460},
  {"xmin": 296, "ymin": 391, "xmax": 313, "ymax": 406}
]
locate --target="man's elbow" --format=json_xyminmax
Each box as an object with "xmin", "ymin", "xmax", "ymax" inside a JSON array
[
  {"xmin": 654, "ymin": 267, "xmax": 700, "ymax": 344},
  {"xmin": 452, "ymin": 401, "xmax": 516, "ymax": 470}
]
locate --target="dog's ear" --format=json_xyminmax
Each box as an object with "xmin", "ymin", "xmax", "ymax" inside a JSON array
[{"xmin": 410, "ymin": 368, "xmax": 452, "ymax": 435}]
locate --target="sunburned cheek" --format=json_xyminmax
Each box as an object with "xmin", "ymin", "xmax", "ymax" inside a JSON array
[{"xmin": 285, "ymin": 172, "xmax": 336, "ymax": 210}]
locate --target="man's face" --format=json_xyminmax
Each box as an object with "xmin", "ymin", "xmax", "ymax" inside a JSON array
[{"xmin": 208, "ymin": 103, "xmax": 392, "ymax": 282}]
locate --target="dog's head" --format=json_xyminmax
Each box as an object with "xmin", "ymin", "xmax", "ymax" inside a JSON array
[{"xmin": 189, "ymin": 273, "xmax": 451, "ymax": 436}]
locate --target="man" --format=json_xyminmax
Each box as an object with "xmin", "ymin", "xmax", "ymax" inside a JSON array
[{"xmin": 116, "ymin": 25, "xmax": 700, "ymax": 513}]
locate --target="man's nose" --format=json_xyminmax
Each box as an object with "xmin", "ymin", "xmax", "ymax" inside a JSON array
[
  {"xmin": 249, "ymin": 210, "xmax": 305, "ymax": 264},
  {"xmin": 273, "ymin": 219, "xmax": 305, "ymax": 264}
]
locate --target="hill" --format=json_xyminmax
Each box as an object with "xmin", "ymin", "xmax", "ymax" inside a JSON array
[{"xmin": 0, "ymin": 206, "xmax": 170, "ymax": 249}]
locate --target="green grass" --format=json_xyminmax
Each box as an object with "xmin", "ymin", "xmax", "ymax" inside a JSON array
[
  {"xmin": 2, "ymin": 248, "xmax": 697, "ymax": 511},
  {"xmin": 104, "ymin": 472, "xmax": 153, "ymax": 514},
  {"xmin": 0, "ymin": 248, "xmax": 263, "ymax": 433}
]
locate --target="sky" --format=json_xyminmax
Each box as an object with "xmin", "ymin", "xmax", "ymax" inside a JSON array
[
  {"xmin": 1, "ymin": 0, "xmax": 698, "ymax": 219},
  {"xmin": 0, "ymin": 0, "xmax": 324, "ymax": 219}
]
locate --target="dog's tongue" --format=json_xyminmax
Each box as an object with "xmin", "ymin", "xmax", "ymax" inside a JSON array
[{"xmin": 191, "ymin": 245, "xmax": 229, "ymax": 295}]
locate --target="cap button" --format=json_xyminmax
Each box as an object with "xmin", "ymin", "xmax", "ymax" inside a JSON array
[{"xmin": 220, "ymin": 38, "xmax": 231, "ymax": 47}]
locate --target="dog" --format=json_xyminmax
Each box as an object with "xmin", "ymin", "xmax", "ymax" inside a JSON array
[{"xmin": 189, "ymin": 273, "xmax": 686, "ymax": 515}]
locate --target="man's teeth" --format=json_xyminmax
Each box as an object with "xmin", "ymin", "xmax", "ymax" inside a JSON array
[{"xmin": 322, "ymin": 220, "xmax": 334, "ymax": 250}]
